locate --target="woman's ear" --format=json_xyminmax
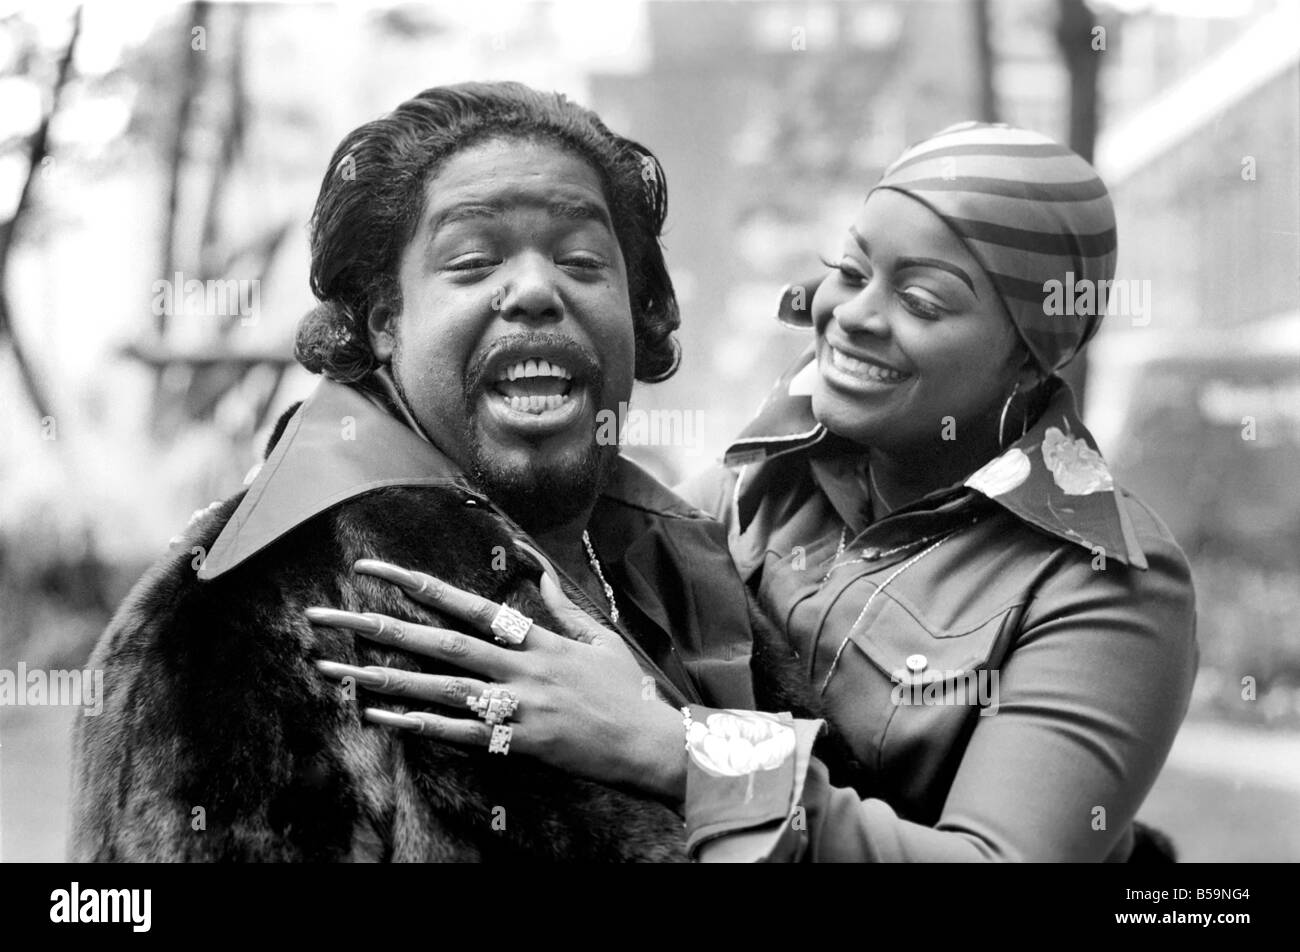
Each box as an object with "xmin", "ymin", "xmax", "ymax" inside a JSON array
[
  {"xmin": 1014, "ymin": 347, "xmax": 1044, "ymax": 394},
  {"xmin": 367, "ymin": 304, "xmax": 396, "ymax": 364}
]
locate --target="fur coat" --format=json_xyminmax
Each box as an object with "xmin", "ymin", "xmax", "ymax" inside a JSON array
[{"xmin": 70, "ymin": 379, "xmax": 808, "ymax": 862}]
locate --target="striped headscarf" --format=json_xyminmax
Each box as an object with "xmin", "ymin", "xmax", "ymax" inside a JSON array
[{"xmin": 872, "ymin": 121, "xmax": 1117, "ymax": 374}]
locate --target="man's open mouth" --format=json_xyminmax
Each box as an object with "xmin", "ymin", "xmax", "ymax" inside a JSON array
[
  {"xmin": 470, "ymin": 336, "xmax": 603, "ymax": 441},
  {"xmin": 491, "ymin": 358, "xmax": 576, "ymax": 414}
]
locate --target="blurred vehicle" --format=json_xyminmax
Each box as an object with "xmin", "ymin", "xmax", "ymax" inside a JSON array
[
  {"xmin": 1098, "ymin": 326, "xmax": 1300, "ymax": 729},
  {"xmin": 1111, "ymin": 348, "xmax": 1300, "ymax": 562}
]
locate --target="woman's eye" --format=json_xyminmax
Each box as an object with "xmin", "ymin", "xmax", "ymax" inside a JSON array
[
  {"xmin": 899, "ymin": 286, "xmax": 945, "ymax": 319},
  {"xmin": 821, "ymin": 256, "xmax": 869, "ymax": 286}
]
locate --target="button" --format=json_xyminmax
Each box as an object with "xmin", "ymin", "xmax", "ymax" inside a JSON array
[
  {"xmin": 905, "ymin": 653, "xmax": 928, "ymax": 673},
  {"xmin": 862, "ymin": 547, "xmax": 882, "ymax": 560}
]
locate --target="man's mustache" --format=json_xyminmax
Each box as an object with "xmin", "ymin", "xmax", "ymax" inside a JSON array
[{"xmin": 464, "ymin": 332, "xmax": 604, "ymax": 398}]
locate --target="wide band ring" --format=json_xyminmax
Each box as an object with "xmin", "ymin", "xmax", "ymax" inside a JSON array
[
  {"xmin": 490, "ymin": 604, "xmax": 532, "ymax": 647},
  {"xmin": 467, "ymin": 685, "xmax": 519, "ymax": 726},
  {"xmin": 488, "ymin": 723, "xmax": 513, "ymax": 755}
]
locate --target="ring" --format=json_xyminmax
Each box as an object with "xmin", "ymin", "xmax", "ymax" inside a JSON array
[
  {"xmin": 490, "ymin": 604, "xmax": 532, "ymax": 646},
  {"xmin": 488, "ymin": 724, "xmax": 513, "ymax": 755},
  {"xmin": 467, "ymin": 685, "xmax": 519, "ymax": 726}
]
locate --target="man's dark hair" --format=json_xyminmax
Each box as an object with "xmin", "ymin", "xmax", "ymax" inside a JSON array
[{"xmin": 295, "ymin": 81, "xmax": 680, "ymax": 384}]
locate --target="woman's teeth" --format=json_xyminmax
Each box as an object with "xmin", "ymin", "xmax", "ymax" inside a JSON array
[
  {"xmin": 830, "ymin": 347, "xmax": 910, "ymax": 383},
  {"xmin": 503, "ymin": 393, "xmax": 570, "ymax": 414}
]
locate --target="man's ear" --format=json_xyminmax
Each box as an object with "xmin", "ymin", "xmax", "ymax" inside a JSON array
[{"xmin": 367, "ymin": 303, "xmax": 397, "ymax": 364}]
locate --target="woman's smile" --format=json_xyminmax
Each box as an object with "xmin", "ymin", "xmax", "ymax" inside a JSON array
[
  {"xmin": 821, "ymin": 343, "xmax": 915, "ymax": 387},
  {"xmin": 820, "ymin": 341, "xmax": 914, "ymax": 395}
]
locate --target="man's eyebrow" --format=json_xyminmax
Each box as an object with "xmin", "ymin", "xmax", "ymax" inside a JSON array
[
  {"xmin": 547, "ymin": 199, "xmax": 611, "ymax": 226},
  {"xmin": 430, "ymin": 201, "xmax": 504, "ymax": 231},
  {"xmin": 429, "ymin": 198, "xmax": 612, "ymax": 233}
]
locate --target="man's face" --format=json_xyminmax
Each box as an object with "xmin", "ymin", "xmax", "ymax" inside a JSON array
[{"xmin": 370, "ymin": 136, "xmax": 636, "ymax": 530}]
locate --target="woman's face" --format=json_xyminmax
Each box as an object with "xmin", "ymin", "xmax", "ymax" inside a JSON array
[{"xmin": 810, "ymin": 187, "xmax": 1027, "ymax": 452}]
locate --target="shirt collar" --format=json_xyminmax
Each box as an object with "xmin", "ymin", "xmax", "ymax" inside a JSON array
[
  {"xmin": 199, "ymin": 373, "xmax": 710, "ymax": 581},
  {"xmin": 723, "ymin": 346, "xmax": 1149, "ymax": 569},
  {"xmin": 198, "ymin": 374, "xmax": 478, "ymax": 580}
]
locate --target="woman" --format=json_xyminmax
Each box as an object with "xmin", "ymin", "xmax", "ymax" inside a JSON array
[{"xmin": 318, "ymin": 122, "xmax": 1198, "ymax": 861}]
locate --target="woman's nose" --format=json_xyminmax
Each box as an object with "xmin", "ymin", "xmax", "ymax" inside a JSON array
[
  {"xmin": 832, "ymin": 281, "xmax": 890, "ymax": 338},
  {"xmin": 497, "ymin": 254, "xmax": 563, "ymax": 324}
]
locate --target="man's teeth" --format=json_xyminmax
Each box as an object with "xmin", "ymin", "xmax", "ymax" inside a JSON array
[
  {"xmin": 831, "ymin": 348, "xmax": 909, "ymax": 383},
  {"xmin": 499, "ymin": 358, "xmax": 573, "ymax": 382},
  {"xmin": 503, "ymin": 393, "xmax": 570, "ymax": 414}
]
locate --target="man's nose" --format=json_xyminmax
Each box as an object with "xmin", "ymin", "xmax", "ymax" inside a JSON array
[{"xmin": 496, "ymin": 254, "xmax": 564, "ymax": 324}]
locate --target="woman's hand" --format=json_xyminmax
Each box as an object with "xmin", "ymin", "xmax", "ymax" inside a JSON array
[{"xmin": 306, "ymin": 559, "xmax": 688, "ymax": 806}]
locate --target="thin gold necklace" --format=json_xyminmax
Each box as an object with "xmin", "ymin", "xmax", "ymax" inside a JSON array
[
  {"xmin": 581, "ymin": 530, "xmax": 619, "ymax": 624},
  {"xmin": 820, "ymin": 531, "xmax": 956, "ymax": 693},
  {"xmin": 867, "ymin": 463, "xmax": 897, "ymax": 516}
]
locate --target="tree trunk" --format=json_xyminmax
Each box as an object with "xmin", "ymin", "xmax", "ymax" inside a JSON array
[
  {"xmin": 973, "ymin": 0, "xmax": 999, "ymax": 122},
  {"xmin": 1055, "ymin": 0, "xmax": 1103, "ymax": 412}
]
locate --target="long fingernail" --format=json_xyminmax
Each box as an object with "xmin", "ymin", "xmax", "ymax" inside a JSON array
[
  {"xmin": 306, "ymin": 607, "xmax": 382, "ymax": 632},
  {"xmin": 353, "ymin": 560, "xmax": 418, "ymax": 588},
  {"xmin": 315, "ymin": 660, "xmax": 385, "ymax": 686},
  {"xmin": 514, "ymin": 541, "xmax": 548, "ymax": 573},
  {"xmin": 364, "ymin": 708, "xmax": 423, "ymax": 730}
]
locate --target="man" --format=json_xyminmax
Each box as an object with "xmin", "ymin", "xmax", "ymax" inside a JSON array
[{"xmin": 69, "ymin": 82, "xmax": 790, "ymax": 861}]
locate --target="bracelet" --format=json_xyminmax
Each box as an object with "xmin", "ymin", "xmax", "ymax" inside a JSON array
[{"xmin": 680, "ymin": 706, "xmax": 694, "ymax": 750}]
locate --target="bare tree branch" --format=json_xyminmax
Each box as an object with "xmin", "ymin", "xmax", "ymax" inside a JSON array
[{"xmin": 0, "ymin": 4, "xmax": 84, "ymax": 422}]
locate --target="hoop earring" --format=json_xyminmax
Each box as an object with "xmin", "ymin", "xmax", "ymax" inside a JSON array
[{"xmin": 997, "ymin": 385, "xmax": 1026, "ymax": 450}]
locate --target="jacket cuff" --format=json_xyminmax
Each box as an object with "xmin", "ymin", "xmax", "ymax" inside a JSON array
[{"xmin": 682, "ymin": 706, "xmax": 823, "ymax": 862}]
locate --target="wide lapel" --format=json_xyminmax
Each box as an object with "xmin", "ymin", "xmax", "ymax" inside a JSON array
[
  {"xmin": 200, "ymin": 377, "xmax": 478, "ymax": 580},
  {"xmin": 963, "ymin": 377, "xmax": 1148, "ymax": 569}
]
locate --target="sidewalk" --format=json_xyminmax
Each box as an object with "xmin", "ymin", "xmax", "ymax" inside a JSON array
[
  {"xmin": 1164, "ymin": 719, "xmax": 1300, "ymax": 791},
  {"xmin": 1140, "ymin": 720, "xmax": 1300, "ymax": 862}
]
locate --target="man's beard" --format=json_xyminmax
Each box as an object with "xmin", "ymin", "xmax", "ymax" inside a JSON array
[
  {"xmin": 391, "ymin": 329, "xmax": 618, "ymax": 535},
  {"xmin": 467, "ymin": 434, "xmax": 616, "ymax": 535}
]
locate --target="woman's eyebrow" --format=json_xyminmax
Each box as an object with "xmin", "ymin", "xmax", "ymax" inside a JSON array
[
  {"xmin": 848, "ymin": 226, "xmax": 978, "ymax": 297},
  {"xmin": 896, "ymin": 257, "xmax": 978, "ymax": 296},
  {"xmin": 849, "ymin": 226, "xmax": 870, "ymax": 258}
]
